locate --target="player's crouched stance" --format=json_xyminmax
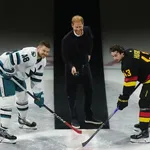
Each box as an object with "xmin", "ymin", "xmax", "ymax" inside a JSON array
[
  {"xmin": 110, "ymin": 45, "xmax": 150, "ymax": 143},
  {"xmin": 0, "ymin": 41, "xmax": 50, "ymax": 144}
]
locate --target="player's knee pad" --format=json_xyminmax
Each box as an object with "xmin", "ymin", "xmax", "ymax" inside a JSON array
[
  {"xmin": 0, "ymin": 95, "xmax": 16, "ymax": 109},
  {"xmin": 16, "ymin": 91, "xmax": 28, "ymax": 104},
  {"xmin": 0, "ymin": 96, "xmax": 15, "ymax": 118},
  {"xmin": 16, "ymin": 91, "xmax": 28, "ymax": 119},
  {"xmin": 0, "ymin": 96, "xmax": 15, "ymax": 128},
  {"xmin": 139, "ymin": 99, "xmax": 150, "ymax": 108}
]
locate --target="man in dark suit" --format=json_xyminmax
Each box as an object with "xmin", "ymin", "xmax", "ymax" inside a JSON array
[{"xmin": 61, "ymin": 15, "xmax": 102, "ymax": 128}]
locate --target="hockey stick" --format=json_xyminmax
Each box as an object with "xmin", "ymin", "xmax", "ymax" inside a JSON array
[
  {"xmin": 82, "ymin": 82, "xmax": 141, "ymax": 147},
  {"xmin": 11, "ymin": 77, "xmax": 82, "ymax": 134},
  {"xmin": 82, "ymin": 107, "xmax": 119, "ymax": 147}
]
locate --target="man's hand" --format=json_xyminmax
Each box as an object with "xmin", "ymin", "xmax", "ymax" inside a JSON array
[
  {"xmin": 71, "ymin": 66, "xmax": 77, "ymax": 75},
  {"xmin": 88, "ymin": 55, "xmax": 91, "ymax": 62}
]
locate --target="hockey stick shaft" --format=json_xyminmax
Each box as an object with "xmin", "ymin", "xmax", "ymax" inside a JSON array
[
  {"xmin": 82, "ymin": 108, "xmax": 119, "ymax": 147},
  {"xmin": 82, "ymin": 82, "xmax": 141, "ymax": 147},
  {"xmin": 11, "ymin": 77, "xmax": 82, "ymax": 134}
]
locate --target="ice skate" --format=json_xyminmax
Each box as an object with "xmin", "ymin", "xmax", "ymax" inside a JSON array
[
  {"xmin": 130, "ymin": 129, "xmax": 150, "ymax": 143},
  {"xmin": 0, "ymin": 128, "xmax": 17, "ymax": 144},
  {"xmin": 18, "ymin": 114, "xmax": 37, "ymax": 130}
]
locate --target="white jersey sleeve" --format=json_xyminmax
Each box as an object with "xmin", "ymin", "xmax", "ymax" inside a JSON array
[
  {"xmin": 30, "ymin": 58, "xmax": 46, "ymax": 94},
  {"xmin": 10, "ymin": 47, "xmax": 37, "ymax": 68}
]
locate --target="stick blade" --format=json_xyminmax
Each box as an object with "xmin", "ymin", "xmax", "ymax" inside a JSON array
[
  {"xmin": 75, "ymin": 129, "xmax": 82, "ymax": 134},
  {"xmin": 65, "ymin": 122, "xmax": 82, "ymax": 134},
  {"xmin": 82, "ymin": 133, "xmax": 95, "ymax": 147},
  {"xmin": 82, "ymin": 141, "xmax": 87, "ymax": 147},
  {"xmin": 82, "ymin": 139, "xmax": 90, "ymax": 147}
]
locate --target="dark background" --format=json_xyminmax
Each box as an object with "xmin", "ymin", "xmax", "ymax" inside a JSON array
[
  {"xmin": 54, "ymin": 0, "xmax": 109, "ymax": 129},
  {"xmin": 0, "ymin": 0, "xmax": 53, "ymax": 55},
  {"xmin": 100, "ymin": 0, "xmax": 150, "ymax": 65}
]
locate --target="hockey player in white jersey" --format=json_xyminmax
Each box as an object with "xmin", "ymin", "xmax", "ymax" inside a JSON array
[{"xmin": 0, "ymin": 41, "xmax": 50, "ymax": 144}]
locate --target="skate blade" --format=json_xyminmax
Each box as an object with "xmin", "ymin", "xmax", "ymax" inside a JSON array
[
  {"xmin": 19, "ymin": 124, "xmax": 37, "ymax": 130},
  {"xmin": 130, "ymin": 138, "xmax": 150, "ymax": 143},
  {"xmin": 0, "ymin": 137, "xmax": 16, "ymax": 144}
]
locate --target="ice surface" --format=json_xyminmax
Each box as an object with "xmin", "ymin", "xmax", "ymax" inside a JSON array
[{"xmin": 1, "ymin": 68, "xmax": 150, "ymax": 150}]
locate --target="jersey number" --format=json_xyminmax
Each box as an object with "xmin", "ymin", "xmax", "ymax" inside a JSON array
[
  {"xmin": 22, "ymin": 54, "xmax": 30, "ymax": 62},
  {"xmin": 123, "ymin": 69, "xmax": 132, "ymax": 77}
]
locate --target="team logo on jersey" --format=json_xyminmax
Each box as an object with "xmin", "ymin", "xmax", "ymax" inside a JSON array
[{"xmin": 31, "ymin": 51, "xmax": 36, "ymax": 57}]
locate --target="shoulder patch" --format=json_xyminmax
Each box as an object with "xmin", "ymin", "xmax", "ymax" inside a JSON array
[
  {"xmin": 31, "ymin": 51, "xmax": 36, "ymax": 57},
  {"xmin": 134, "ymin": 49, "xmax": 140, "ymax": 59}
]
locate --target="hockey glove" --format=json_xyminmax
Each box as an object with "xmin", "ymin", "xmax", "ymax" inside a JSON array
[
  {"xmin": 0, "ymin": 68, "xmax": 15, "ymax": 79},
  {"xmin": 117, "ymin": 95, "xmax": 129, "ymax": 110},
  {"xmin": 34, "ymin": 92, "xmax": 44, "ymax": 108},
  {"xmin": 0, "ymin": 61, "xmax": 16, "ymax": 79}
]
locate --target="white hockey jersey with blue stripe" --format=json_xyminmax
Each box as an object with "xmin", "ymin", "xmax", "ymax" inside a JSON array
[{"xmin": 0, "ymin": 47, "xmax": 46, "ymax": 93}]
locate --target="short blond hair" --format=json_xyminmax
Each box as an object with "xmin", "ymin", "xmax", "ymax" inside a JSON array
[{"xmin": 71, "ymin": 15, "xmax": 84, "ymax": 24}]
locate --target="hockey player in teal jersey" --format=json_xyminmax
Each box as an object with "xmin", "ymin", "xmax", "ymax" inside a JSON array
[{"xmin": 0, "ymin": 41, "xmax": 50, "ymax": 144}]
